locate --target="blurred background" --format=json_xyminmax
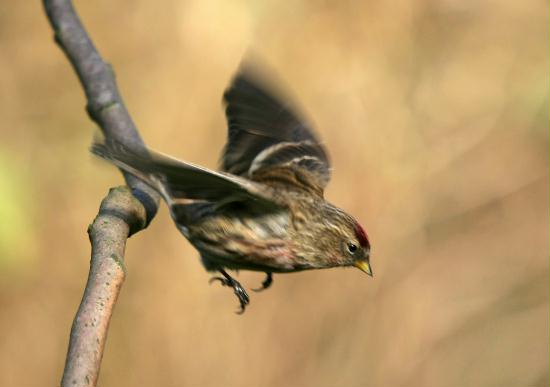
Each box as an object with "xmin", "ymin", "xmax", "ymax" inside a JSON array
[{"xmin": 0, "ymin": 1, "xmax": 548, "ymax": 386}]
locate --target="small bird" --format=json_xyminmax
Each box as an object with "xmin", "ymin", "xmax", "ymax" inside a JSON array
[{"xmin": 92, "ymin": 69, "xmax": 372, "ymax": 313}]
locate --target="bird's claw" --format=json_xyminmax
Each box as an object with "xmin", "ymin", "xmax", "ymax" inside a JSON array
[
  {"xmin": 232, "ymin": 283, "xmax": 250, "ymax": 314},
  {"xmin": 209, "ymin": 270, "xmax": 250, "ymax": 314},
  {"xmin": 252, "ymin": 272, "xmax": 273, "ymax": 292},
  {"xmin": 209, "ymin": 276, "xmax": 227, "ymax": 286}
]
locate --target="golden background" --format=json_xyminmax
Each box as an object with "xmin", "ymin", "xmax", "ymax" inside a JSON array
[{"xmin": 0, "ymin": 1, "xmax": 548, "ymax": 386}]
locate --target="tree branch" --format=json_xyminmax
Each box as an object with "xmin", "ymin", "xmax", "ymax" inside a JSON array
[
  {"xmin": 42, "ymin": 1, "xmax": 160, "ymax": 386},
  {"xmin": 43, "ymin": 0, "xmax": 159, "ymax": 225},
  {"xmin": 61, "ymin": 187, "xmax": 145, "ymax": 387}
]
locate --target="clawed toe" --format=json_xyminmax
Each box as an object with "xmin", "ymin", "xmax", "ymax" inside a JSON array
[
  {"xmin": 210, "ymin": 270, "xmax": 250, "ymax": 314},
  {"xmin": 252, "ymin": 272, "xmax": 273, "ymax": 292},
  {"xmin": 209, "ymin": 276, "xmax": 229, "ymax": 286},
  {"xmin": 233, "ymin": 284, "xmax": 250, "ymax": 314}
]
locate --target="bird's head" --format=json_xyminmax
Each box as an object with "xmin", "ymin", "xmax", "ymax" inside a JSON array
[{"xmin": 309, "ymin": 206, "xmax": 372, "ymax": 276}]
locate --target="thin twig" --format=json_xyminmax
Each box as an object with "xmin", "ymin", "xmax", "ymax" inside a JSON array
[{"xmin": 42, "ymin": 1, "xmax": 160, "ymax": 386}]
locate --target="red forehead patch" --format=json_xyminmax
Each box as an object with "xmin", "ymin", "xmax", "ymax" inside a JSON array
[{"xmin": 354, "ymin": 223, "xmax": 370, "ymax": 248}]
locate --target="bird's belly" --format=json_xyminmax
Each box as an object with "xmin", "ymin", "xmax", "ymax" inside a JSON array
[{"xmin": 186, "ymin": 210, "xmax": 302, "ymax": 272}]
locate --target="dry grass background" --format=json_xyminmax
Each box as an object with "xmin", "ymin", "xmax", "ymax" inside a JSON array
[{"xmin": 0, "ymin": 1, "xmax": 548, "ymax": 386}]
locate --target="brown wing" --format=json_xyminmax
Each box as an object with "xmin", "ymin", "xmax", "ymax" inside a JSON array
[
  {"xmin": 91, "ymin": 140, "xmax": 276, "ymax": 205},
  {"xmin": 221, "ymin": 70, "xmax": 331, "ymax": 196}
]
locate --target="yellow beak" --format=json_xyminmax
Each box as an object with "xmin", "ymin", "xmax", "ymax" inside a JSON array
[{"xmin": 354, "ymin": 260, "xmax": 373, "ymax": 277}]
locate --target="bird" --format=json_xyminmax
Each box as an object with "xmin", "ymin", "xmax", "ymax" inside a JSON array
[{"xmin": 92, "ymin": 68, "xmax": 372, "ymax": 313}]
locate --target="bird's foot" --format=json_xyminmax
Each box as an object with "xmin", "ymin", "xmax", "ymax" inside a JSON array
[
  {"xmin": 209, "ymin": 270, "xmax": 250, "ymax": 314},
  {"xmin": 252, "ymin": 272, "xmax": 273, "ymax": 292}
]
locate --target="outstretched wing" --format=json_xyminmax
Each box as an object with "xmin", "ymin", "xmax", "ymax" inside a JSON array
[
  {"xmin": 221, "ymin": 71, "xmax": 331, "ymax": 196},
  {"xmin": 91, "ymin": 140, "xmax": 276, "ymax": 205}
]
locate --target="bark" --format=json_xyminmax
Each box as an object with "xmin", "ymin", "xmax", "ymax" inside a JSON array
[
  {"xmin": 42, "ymin": 1, "xmax": 160, "ymax": 386},
  {"xmin": 61, "ymin": 187, "xmax": 145, "ymax": 387}
]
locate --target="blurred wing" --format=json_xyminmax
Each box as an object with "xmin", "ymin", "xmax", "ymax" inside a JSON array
[
  {"xmin": 92, "ymin": 140, "xmax": 275, "ymax": 204},
  {"xmin": 221, "ymin": 71, "xmax": 331, "ymax": 195}
]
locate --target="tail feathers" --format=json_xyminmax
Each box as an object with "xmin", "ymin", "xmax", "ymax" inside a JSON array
[
  {"xmin": 91, "ymin": 141, "xmax": 175, "ymax": 205},
  {"xmin": 91, "ymin": 139, "xmax": 267, "ymax": 204}
]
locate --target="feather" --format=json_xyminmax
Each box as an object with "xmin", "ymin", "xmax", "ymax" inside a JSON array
[
  {"xmin": 91, "ymin": 140, "xmax": 275, "ymax": 205},
  {"xmin": 221, "ymin": 70, "xmax": 331, "ymax": 193}
]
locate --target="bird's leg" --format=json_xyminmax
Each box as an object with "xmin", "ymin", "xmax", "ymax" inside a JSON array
[
  {"xmin": 252, "ymin": 272, "xmax": 273, "ymax": 292},
  {"xmin": 209, "ymin": 269, "xmax": 250, "ymax": 314}
]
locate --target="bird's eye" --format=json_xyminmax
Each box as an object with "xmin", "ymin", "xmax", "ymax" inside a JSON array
[{"xmin": 347, "ymin": 243, "xmax": 358, "ymax": 254}]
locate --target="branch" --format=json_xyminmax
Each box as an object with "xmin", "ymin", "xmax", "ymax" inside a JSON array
[
  {"xmin": 42, "ymin": 1, "xmax": 160, "ymax": 386},
  {"xmin": 43, "ymin": 0, "xmax": 159, "ymax": 223},
  {"xmin": 61, "ymin": 187, "xmax": 145, "ymax": 387}
]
